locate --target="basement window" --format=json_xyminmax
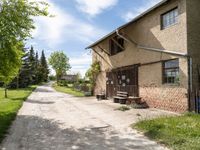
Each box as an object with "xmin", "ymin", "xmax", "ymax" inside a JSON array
[
  {"xmin": 163, "ymin": 59, "xmax": 179, "ymax": 84},
  {"xmin": 109, "ymin": 36, "xmax": 124, "ymax": 55},
  {"xmin": 161, "ymin": 7, "xmax": 178, "ymax": 29}
]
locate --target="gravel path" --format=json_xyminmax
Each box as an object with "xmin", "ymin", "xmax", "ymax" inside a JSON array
[{"xmin": 0, "ymin": 84, "xmax": 174, "ymax": 150}]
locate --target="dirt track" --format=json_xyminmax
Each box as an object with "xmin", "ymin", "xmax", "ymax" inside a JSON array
[{"xmin": 0, "ymin": 84, "xmax": 173, "ymax": 150}]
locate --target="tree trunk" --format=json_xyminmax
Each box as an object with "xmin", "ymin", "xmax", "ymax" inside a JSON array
[{"xmin": 5, "ymin": 85, "xmax": 8, "ymax": 98}]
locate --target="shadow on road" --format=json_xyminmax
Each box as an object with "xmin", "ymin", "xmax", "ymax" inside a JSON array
[
  {"xmin": 26, "ymin": 99, "xmax": 55, "ymax": 104},
  {"xmin": 1, "ymin": 115, "xmax": 163, "ymax": 150}
]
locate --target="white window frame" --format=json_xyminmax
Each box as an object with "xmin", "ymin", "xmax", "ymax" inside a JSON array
[{"xmin": 161, "ymin": 7, "xmax": 178, "ymax": 29}]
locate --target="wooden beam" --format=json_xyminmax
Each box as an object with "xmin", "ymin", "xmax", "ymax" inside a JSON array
[
  {"xmin": 93, "ymin": 49, "xmax": 113, "ymax": 68},
  {"xmin": 97, "ymin": 46, "xmax": 111, "ymax": 56},
  {"xmin": 111, "ymin": 38, "xmax": 125, "ymax": 50}
]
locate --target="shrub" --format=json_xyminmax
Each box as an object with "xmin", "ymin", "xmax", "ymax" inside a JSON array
[{"xmin": 115, "ymin": 106, "xmax": 130, "ymax": 111}]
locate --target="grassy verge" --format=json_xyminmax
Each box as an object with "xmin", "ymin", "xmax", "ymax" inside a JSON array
[
  {"xmin": 0, "ymin": 86, "xmax": 37, "ymax": 143},
  {"xmin": 133, "ymin": 113, "xmax": 200, "ymax": 150},
  {"xmin": 53, "ymin": 84, "xmax": 85, "ymax": 97}
]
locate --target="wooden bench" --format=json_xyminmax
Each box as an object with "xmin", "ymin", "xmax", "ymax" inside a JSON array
[{"xmin": 113, "ymin": 91, "xmax": 128, "ymax": 104}]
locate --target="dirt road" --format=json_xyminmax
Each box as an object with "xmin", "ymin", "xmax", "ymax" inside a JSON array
[{"xmin": 0, "ymin": 84, "xmax": 172, "ymax": 150}]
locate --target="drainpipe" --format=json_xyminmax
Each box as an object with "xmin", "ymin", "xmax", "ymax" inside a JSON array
[
  {"xmin": 115, "ymin": 29, "xmax": 188, "ymax": 57},
  {"xmin": 188, "ymin": 57, "xmax": 193, "ymax": 111}
]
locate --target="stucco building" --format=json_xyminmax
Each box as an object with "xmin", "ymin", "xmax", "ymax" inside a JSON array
[{"xmin": 86, "ymin": 0, "xmax": 200, "ymax": 112}]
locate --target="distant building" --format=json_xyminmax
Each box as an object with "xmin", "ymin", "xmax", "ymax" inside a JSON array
[{"xmin": 60, "ymin": 75, "xmax": 78, "ymax": 82}]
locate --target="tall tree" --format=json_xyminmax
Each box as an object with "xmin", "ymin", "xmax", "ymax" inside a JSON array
[
  {"xmin": 40, "ymin": 50, "xmax": 49, "ymax": 82},
  {"xmin": 0, "ymin": 42, "xmax": 23, "ymax": 97},
  {"xmin": 28, "ymin": 46, "xmax": 36, "ymax": 84},
  {"xmin": 0, "ymin": 0, "xmax": 49, "ymax": 97},
  {"xmin": 49, "ymin": 51, "xmax": 71, "ymax": 83},
  {"xmin": 35, "ymin": 51, "xmax": 40, "ymax": 84}
]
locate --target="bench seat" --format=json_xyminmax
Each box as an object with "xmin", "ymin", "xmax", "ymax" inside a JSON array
[
  {"xmin": 113, "ymin": 96, "xmax": 127, "ymax": 99},
  {"xmin": 113, "ymin": 91, "xmax": 128, "ymax": 104}
]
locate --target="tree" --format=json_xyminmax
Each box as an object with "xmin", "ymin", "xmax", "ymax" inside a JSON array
[
  {"xmin": 28, "ymin": 46, "xmax": 36, "ymax": 84},
  {"xmin": 85, "ymin": 61, "xmax": 101, "ymax": 95},
  {"xmin": 49, "ymin": 51, "xmax": 71, "ymax": 83},
  {"xmin": 35, "ymin": 51, "xmax": 40, "ymax": 84},
  {"xmin": 39, "ymin": 50, "xmax": 49, "ymax": 82},
  {"xmin": 0, "ymin": 41, "xmax": 23, "ymax": 97},
  {"xmin": 0, "ymin": 0, "xmax": 49, "ymax": 97}
]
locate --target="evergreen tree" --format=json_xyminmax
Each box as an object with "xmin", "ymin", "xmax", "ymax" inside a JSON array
[
  {"xmin": 40, "ymin": 50, "xmax": 49, "ymax": 82},
  {"xmin": 28, "ymin": 46, "xmax": 36, "ymax": 84},
  {"xmin": 9, "ymin": 47, "xmax": 31, "ymax": 88},
  {"xmin": 34, "ymin": 51, "xmax": 40, "ymax": 84}
]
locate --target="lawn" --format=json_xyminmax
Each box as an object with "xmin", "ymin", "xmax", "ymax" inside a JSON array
[
  {"xmin": 0, "ymin": 86, "xmax": 37, "ymax": 143},
  {"xmin": 53, "ymin": 84, "xmax": 85, "ymax": 97},
  {"xmin": 133, "ymin": 113, "xmax": 200, "ymax": 150}
]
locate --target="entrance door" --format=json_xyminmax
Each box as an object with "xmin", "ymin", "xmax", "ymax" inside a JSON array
[{"xmin": 106, "ymin": 65, "xmax": 139, "ymax": 98}]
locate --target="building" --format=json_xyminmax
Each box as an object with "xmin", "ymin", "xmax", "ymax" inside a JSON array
[
  {"xmin": 86, "ymin": 0, "xmax": 200, "ymax": 112},
  {"xmin": 60, "ymin": 75, "xmax": 78, "ymax": 82}
]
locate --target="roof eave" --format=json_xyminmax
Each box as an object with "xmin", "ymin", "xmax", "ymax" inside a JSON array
[{"xmin": 85, "ymin": 0, "xmax": 169, "ymax": 49}]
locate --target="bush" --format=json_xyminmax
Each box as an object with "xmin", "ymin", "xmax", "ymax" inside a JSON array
[
  {"xmin": 115, "ymin": 106, "xmax": 130, "ymax": 111},
  {"xmin": 49, "ymin": 75, "xmax": 56, "ymax": 81}
]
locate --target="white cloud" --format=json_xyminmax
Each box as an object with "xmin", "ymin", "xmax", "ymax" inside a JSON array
[
  {"xmin": 32, "ymin": 0, "xmax": 106, "ymax": 48},
  {"xmin": 123, "ymin": 0, "xmax": 162, "ymax": 22},
  {"xmin": 75, "ymin": 0, "xmax": 118, "ymax": 17},
  {"xmin": 69, "ymin": 52, "xmax": 92, "ymax": 76},
  {"xmin": 30, "ymin": 0, "xmax": 104, "ymax": 77}
]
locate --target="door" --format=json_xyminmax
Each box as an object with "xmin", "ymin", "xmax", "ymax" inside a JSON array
[{"xmin": 106, "ymin": 65, "xmax": 139, "ymax": 98}]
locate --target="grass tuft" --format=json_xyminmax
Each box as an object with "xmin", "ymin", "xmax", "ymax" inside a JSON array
[
  {"xmin": 133, "ymin": 113, "xmax": 200, "ymax": 150},
  {"xmin": 115, "ymin": 106, "xmax": 130, "ymax": 111},
  {"xmin": 52, "ymin": 84, "xmax": 85, "ymax": 97}
]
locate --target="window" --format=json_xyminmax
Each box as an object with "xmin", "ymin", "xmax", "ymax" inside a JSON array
[
  {"xmin": 161, "ymin": 8, "xmax": 178, "ymax": 29},
  {"xmin": 163, "ymin": 59, "xmax": 179, "ymax": 84},
  {"xmin": 110, "ymin": 36, "xmax": 124, "ymax": 55}
]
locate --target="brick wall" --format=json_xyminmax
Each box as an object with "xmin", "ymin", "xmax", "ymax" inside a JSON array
[{"xmin": 140, "ymin": 85, "xmax": 188, "ymax": 112}]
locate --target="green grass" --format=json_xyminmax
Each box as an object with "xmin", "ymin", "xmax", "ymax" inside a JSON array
[
  {"xmin": 0, "ymin": 86, "xmax": 37, "ymax": 143},
  {"xmin": 53, "ymin": 84, "xmax": 85, "ymax": 97},
  {"xmin": 115, "ymin": 106, "xmax": 130, "ymax": 111},
  {"xmin": 133, "ymin": 113, "xmax": 200, "ymax": 150}
]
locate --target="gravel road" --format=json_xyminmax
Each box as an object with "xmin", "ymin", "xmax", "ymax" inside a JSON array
[{"xmin": 0, "ymin": 84, "xmax": 173, "ymax": 150}]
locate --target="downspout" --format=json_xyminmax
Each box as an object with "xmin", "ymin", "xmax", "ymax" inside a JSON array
[{"xmin": 188, "ymin": 57, "xmax": 193, "ymax": 111}]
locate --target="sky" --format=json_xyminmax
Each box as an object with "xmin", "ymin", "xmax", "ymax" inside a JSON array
[{"xmin": 28, "ymin": 0, "xmax": 162, "ymax": 77}]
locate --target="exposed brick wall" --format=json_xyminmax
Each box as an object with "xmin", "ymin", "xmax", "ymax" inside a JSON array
[{"xmin": 140, "ymin": 85, "xmax": 188, "ymax": 112}]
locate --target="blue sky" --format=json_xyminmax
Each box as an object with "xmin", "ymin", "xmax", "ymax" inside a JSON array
[{"xmin": 28, "ymin": 0, "xmax": 162, "ymax": 76}]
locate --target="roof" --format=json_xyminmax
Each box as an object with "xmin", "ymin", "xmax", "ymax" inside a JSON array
[{"xmin": 86, "ymin": 0, "xmax": 169, "ymax": 49}]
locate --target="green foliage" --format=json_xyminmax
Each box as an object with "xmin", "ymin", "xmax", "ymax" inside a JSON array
[
  {"xmin": 53, "ymin": 84, "xmax": 84, "ymax": 97},
  {"xmin": 49, "ymin": 75, "xmax": 56, "ymax": 81},
  {"xmin": 38, "ymin": 50, "xmax": 49, "ymax": 82},
  {"xmin": 115, "ymin": 106, "xmax": 130, "ymax": 111},
  {"xmin": 0, "ymin": 86, "xmax": 36, "ymax": 142},
  {"xmin": 0, "ymin": 0, "xmax": 49, "ymax": 97},
  {"xmin": 0, "ymin": 0, "xmax": 49, "ymax": 42},
  {"xmin": 9, "ymin": 47, "xmax": 49, "ymax": 88},
  {"xmin": 85, "ymin": 61, "xmax": 101, "ymax": 94},
  {"xmin": 0, "ymin": 41, "xmax": 23, "ymax": 85},
  {"xmin": 48, "ymin": 51, "xmax": 71, "ymax": 82},
  {"xmin": 134, "ymin": 113, "xmax": 200, "ymax": 150}
]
